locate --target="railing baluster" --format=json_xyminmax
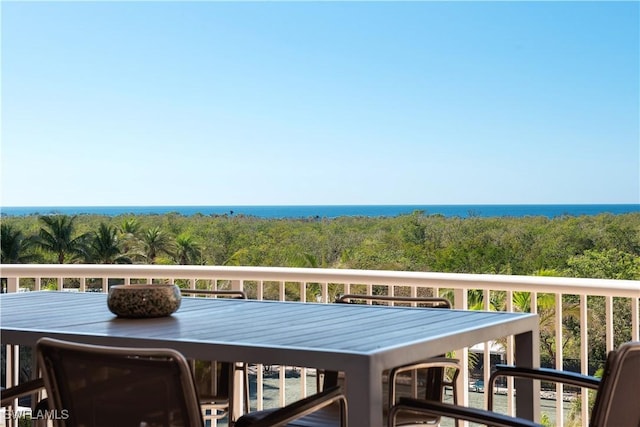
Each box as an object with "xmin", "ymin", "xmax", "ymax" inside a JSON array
[
  {"xmin": 300, "ymin": 281, "xmax": 306, "ymax": 303},
  {"xmin": 258, "ymin": 280, "xmax": 264, "ymax": 301},
  {"xmin": 6, "ymin": 277, "xmax": 18, "ymax": 293},
  {"xmin": 256, "ymin": 363, "xmax": 264, "ymax": 410},
  {"xmin": 555, "ymin": 293, "xmax": 564, "ymax": 427},
  {"xmin": 606, "ymin": 296, "xmax": 614, "ymax": 353},
  {"xmin": 481, "ymin": 288, "xmax": 490, "ymax": 410},
  {"xmin": 632, "ymin": 297, "xmax": 639, "ymax": 341},
  {"xmin": 278, "ymin": 365, "xmax": 286, "ymax": 406},
  {"xmin": 505, "ymin": 290, "xmax": 515, "ymax": 417},
  {"xmin": 580, "ymin": 294, "xmax": 589, "ymax": 425},
  {"xmin": 279, "ymin": 281, "xmax": 285, "ymax": 301},
  {"xmin": 300, "ymin": 367, "xmax": 308, "ymax": 398}
]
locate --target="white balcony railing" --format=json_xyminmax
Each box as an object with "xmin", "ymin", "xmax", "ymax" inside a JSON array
[{"xmin": 2, "ymin": 264, "xmax": 639, "ymax": 426}]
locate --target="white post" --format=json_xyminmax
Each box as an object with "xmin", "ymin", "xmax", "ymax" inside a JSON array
[
  {"xmin": 454, "ymin": 287, "xmax": 469, "ymax": 410},
  {"xmin": 6, "ymin": 277, "xmax": 19, "ymax": 293}
]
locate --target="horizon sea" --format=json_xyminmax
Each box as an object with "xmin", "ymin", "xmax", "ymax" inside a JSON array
[{"xmin": 1, "ymin": 204, "xmax": 639, "ymax": 219}]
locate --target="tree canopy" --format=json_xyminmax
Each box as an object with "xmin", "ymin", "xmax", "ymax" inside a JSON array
[{"xmin": 2, "ymin": 212, "xmax": 638, "ymax": 279}]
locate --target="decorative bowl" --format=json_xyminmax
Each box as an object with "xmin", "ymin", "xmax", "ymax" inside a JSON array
[{"xmin": 107, "ymin": 284, "xmax": 182, "ymax": 318}]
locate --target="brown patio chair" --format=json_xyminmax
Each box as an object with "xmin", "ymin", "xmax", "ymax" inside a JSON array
[
  {"xmin": 319, "ymin": 294, "xmax": 461, "ymax": 426},
  {"xmin": 180, "ymin": 289, "xmax": 251, "ymax": 423},
  {"xmin": 38, "ymin": 337, "xmax": 205, "ymax": 427},
  {"xmin": 37, "ymin": 337, "xmax": 347, "ymax": 427},
  {"xmin": 388, "ymin": 341, "xmax": 640, "ymax": 427}
]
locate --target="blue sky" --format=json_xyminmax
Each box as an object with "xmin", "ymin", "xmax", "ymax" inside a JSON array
[{"xmin": 1, "ymin": 1, "xmax": 638, "ymax": 206}]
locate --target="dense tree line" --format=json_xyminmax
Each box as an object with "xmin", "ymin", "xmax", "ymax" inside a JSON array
[{"xmin": 2, "ymin": 211, "xmax": 639, "ymax": 279}]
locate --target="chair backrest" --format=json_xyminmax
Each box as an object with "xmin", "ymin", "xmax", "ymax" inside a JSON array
[
  {"xmin": 37, "ymin": 337, "xmax": 204, "ymax": 427},
  {"xmin": 589, "ymin": 341, "xmax": 640, "ymax": 427},
  {"xmin": 336, "ymin": 294, "xmax": 451, "ymax": 309}
]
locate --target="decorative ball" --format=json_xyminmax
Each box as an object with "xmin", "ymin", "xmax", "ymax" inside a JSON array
[{"xmin": 107, "ymin": 284, "xmax": 182, "ymax": 318}]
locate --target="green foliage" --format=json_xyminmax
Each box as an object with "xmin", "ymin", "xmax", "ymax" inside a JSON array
[
  {"xmin": 2, "ymin": 212, "xmax": 638, "ymax": 277},
  {"xmin": 34, "ymin": 215, "xmax": 88, "ymax": 263},
  {"xmin": 138, "ymin": 226, "xmax": 173, "ymax": 264},
  {"xmin": 540, "ymin": 413, "xmax": 553, "ymax": 427},
  {"xmin": 173, "ymin": 233, "xmax": 201, "ymax": 265},
  {"xmin": 1, "ymin": 223, "xmax": 39, "ymax": 263},
  {"xmin": 566, "ymin": 248, "xmax": 640, "ymax": 280},
  {"xmin": 566, "ymin": 367, "xmax": 604, "ymax": 426},
  {"xmin": 86, "ymin": 223, "xmax": 132, "ymax": 264}
]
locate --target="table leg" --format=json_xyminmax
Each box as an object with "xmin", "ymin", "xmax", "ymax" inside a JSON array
[
  {"xmin": 344, "ymin": 362, "xmax": 384, "ymax": 427},
  {"xmin": 514, "ymin": 329, "xmax": 540, "ymax": 422}
]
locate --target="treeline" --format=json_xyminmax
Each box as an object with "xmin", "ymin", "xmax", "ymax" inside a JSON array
[
  {"xmin": 2, "ymin": 211, "xmax": 639, "ymax": 279},
  {"xmin": 1, "ymin": 211, "xmax": 640, "ymax": 279}
]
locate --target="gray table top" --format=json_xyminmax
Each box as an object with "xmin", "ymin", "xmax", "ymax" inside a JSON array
[
  {"xmin": 2, "ymin": 291, "xmax": 542, "ymax": 426},
  {"xmin": 1, "ymin": 291, "xmax": 537, "ymax": 369}
]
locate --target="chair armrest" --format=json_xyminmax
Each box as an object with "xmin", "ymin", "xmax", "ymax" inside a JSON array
[
  {"xmin": 389, "ymin": 357, "xmax": 460, "ymax": 378},
  {"xmin": 488, "ymin": 364, "xmax": 600, "ymax": 410},
  {"xmin": 180, "ymin": 289, "xmax": 247, "ymax": 299},
  {"xmin": 1, "ymin": 378, "xmax": 45, "ymax": 407},
  {"xmin": 490, "ymin": 364, "xmax": 600, "ymax": 390},
  {"xmin": 388, "ymin": 358, "xmax": 461, "ymax": 408},
  {"xmin": 390, "ymin": 398, "xmax": 541, "ymax": 427},
  {"xmin": 239, "ymin": 386, "xmax": 347, "ymax": 427}
]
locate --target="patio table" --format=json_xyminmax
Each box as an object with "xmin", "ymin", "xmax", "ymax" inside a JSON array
[{"xmin": 1, "ymin": 291, "xmax": 539, "ymax": 426}]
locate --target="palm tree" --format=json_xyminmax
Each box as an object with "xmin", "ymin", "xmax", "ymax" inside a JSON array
[
  {"xmin": 87, "ymin": 223, "xmax": 131, "ymax": 264},
  {"xmin": 139, "ymin": 226, "xmax": 172, "ymax": 264},
  {"xmin": 1, "ymin": 223, "xmax": 38, "ymax": 264},
  {"xmin": 289, "ymin": 252, "xmax": 321, "ymax": 268},
  {"xmin": 439, "ymin": 288, "xmax": 487, "ymax": 309},
  {"xmin": 484, "ymin": 288, "xmax": 579, "ymax": 367},
  {"xmin": 119, "ymin": 218, "xmax": 140, "ymax": 235},
  {"xmin": 118, "ymin": 218, "xmax": 141, "ymax": 254},
  {"xmin": 173, "ymin": 233, "xmax": 201, "ymax": 265},
  {"xmin": 224, "ymin": 248, "xmax": 250, "ymax": 266},
  {"xmin": 35, "ymin": 215, "xmax": 87, "ymax": 263}
]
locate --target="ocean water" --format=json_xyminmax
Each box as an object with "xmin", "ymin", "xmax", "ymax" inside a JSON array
[{"xmin": 1, "ymin": 204, "xmax": 638, "ymax": 218}]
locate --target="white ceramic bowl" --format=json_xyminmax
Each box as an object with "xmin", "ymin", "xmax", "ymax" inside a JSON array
[{"xmin": 107, "ymin": 284, "xmax": 182, "ymax": 318}]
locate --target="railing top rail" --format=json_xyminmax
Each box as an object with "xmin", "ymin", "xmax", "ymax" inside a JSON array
[{"xmin": 2, "ymin": 264, "xmax": 639, "ymax": 298}]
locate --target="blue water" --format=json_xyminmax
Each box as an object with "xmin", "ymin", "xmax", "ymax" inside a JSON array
[{"xmin": 1, "ymin": 204, "xmax": 638, "ymax": 219}]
